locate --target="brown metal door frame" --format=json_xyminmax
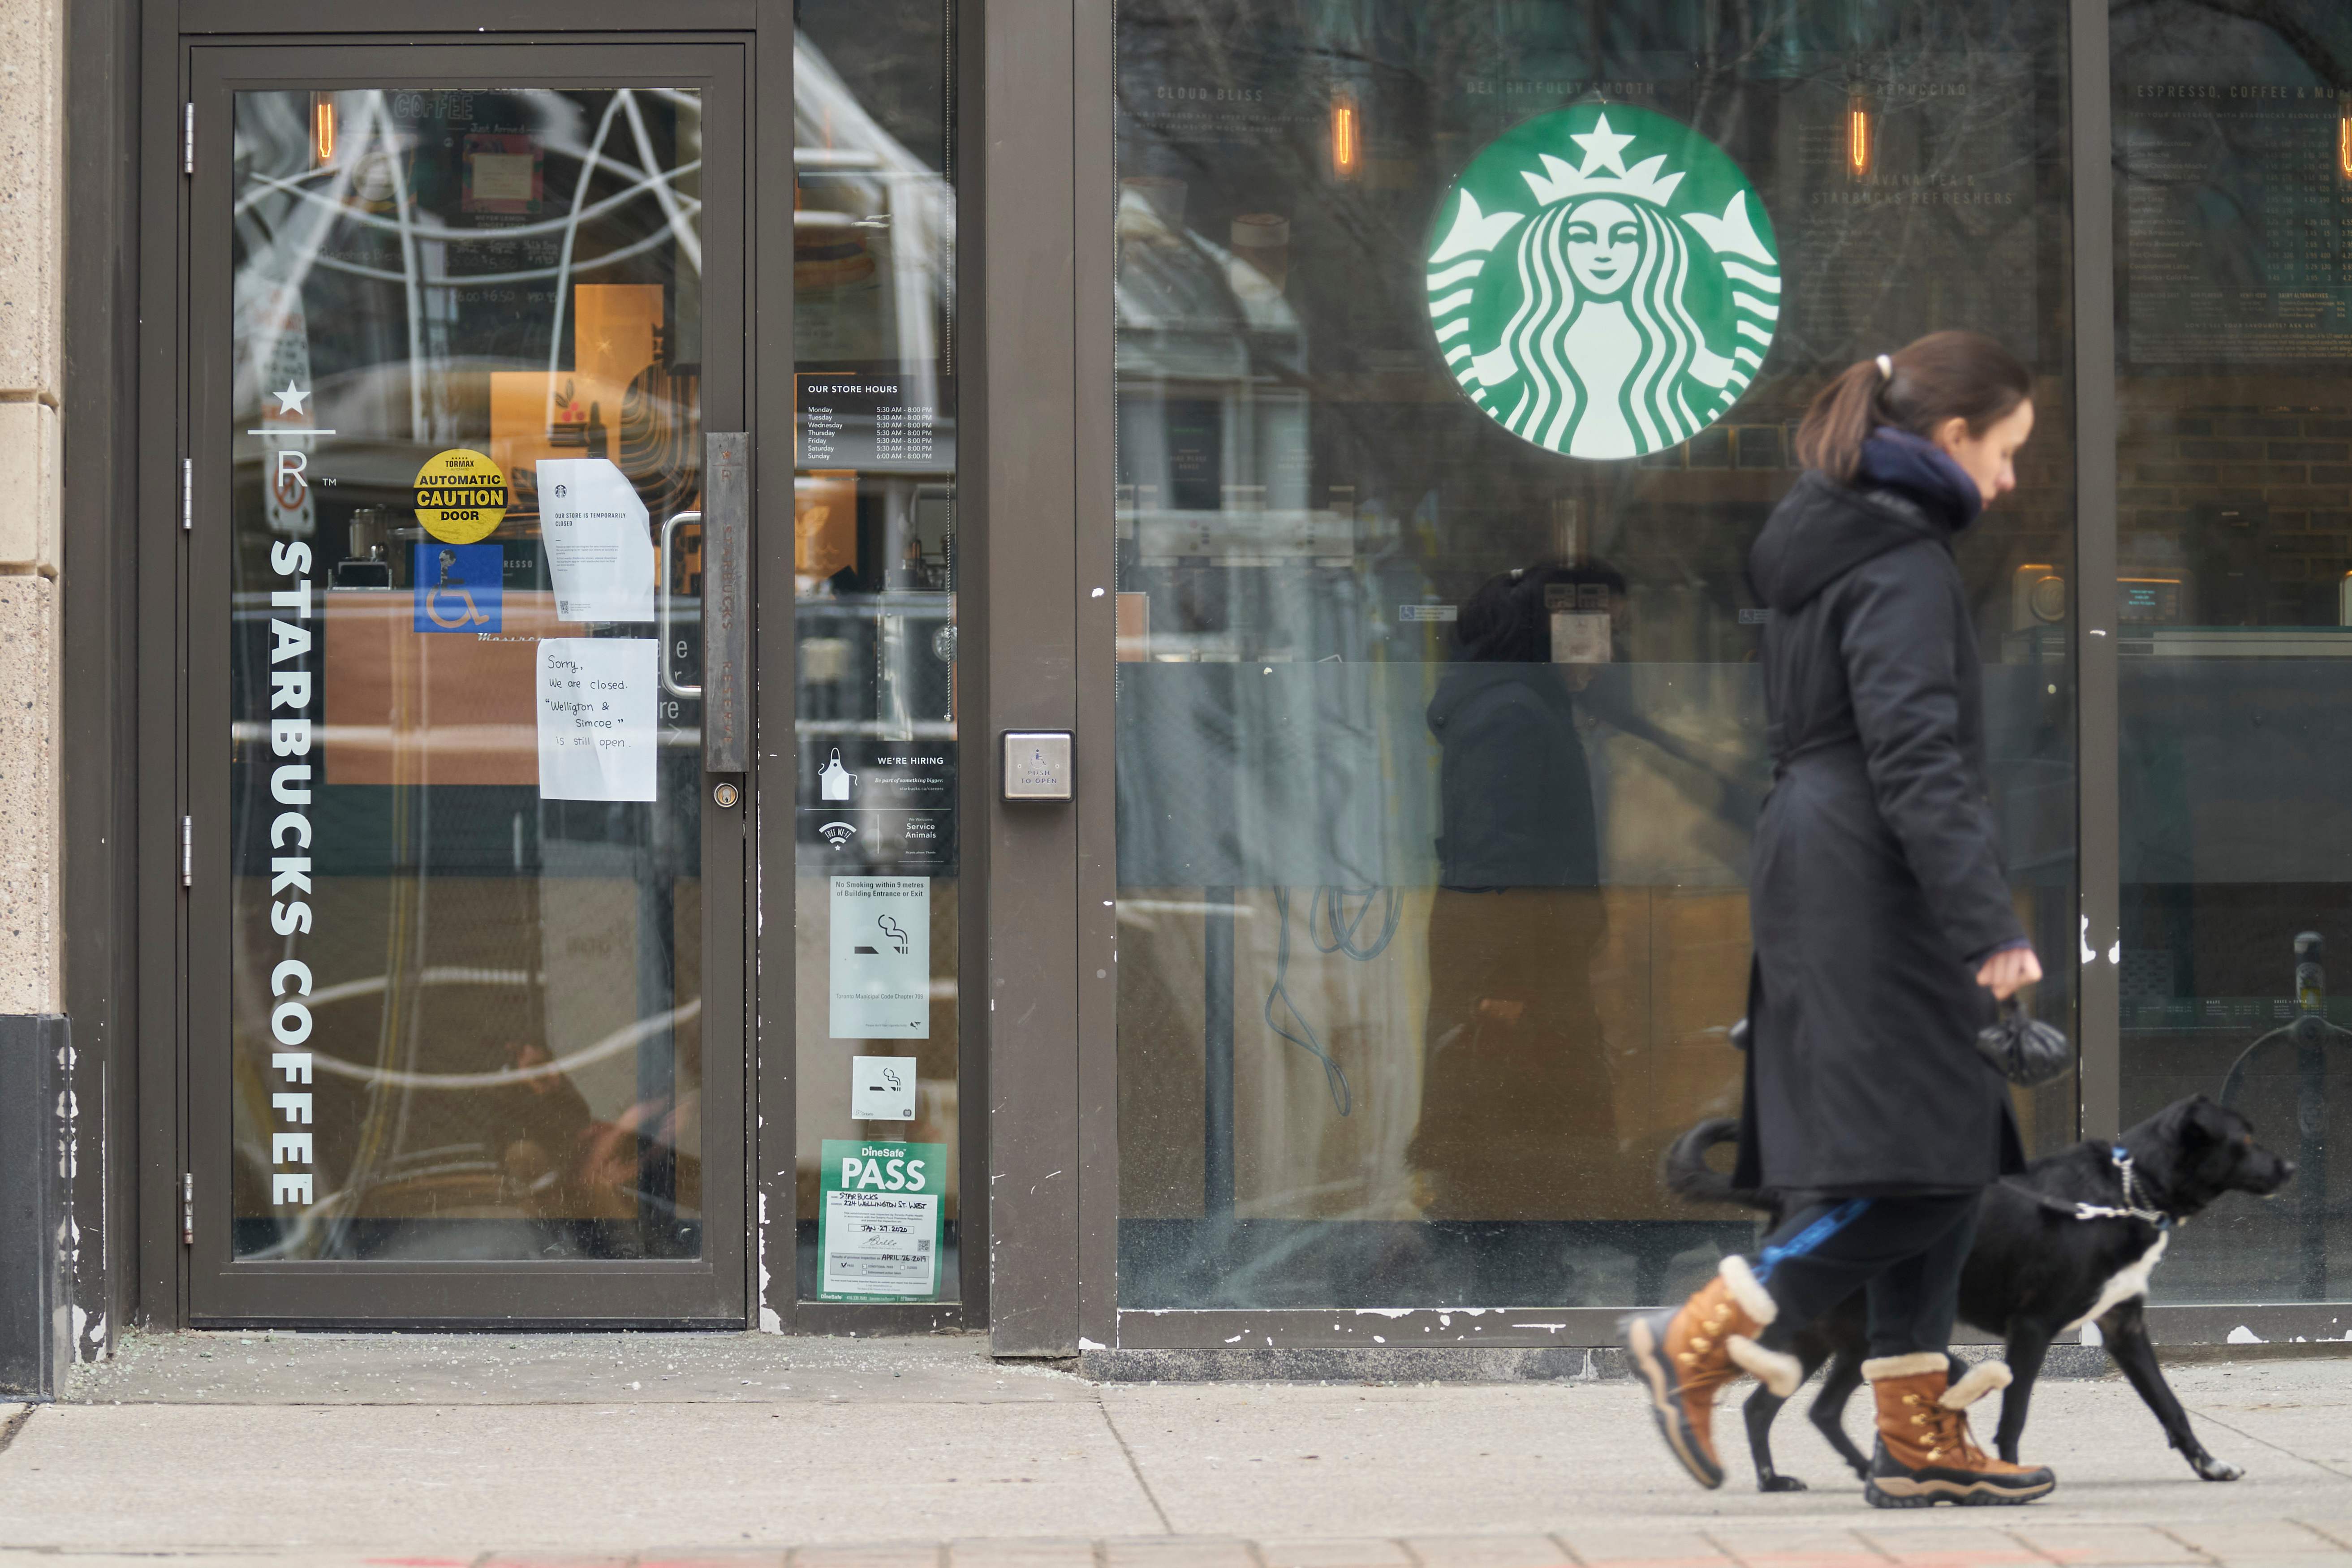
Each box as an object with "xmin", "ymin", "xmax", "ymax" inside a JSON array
[
  {"xmin": 176, "ymin": 38, "xmax": 753, "ymax": 1326},
  {"xmin": 967, "ymin": 0, "xmax": 1120, "ymax": 1358}
]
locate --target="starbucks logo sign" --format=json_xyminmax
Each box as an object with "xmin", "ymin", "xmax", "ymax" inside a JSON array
[{"xmin": 1428, "ymin": 105, "xmax": 1780, "ymax": 461}]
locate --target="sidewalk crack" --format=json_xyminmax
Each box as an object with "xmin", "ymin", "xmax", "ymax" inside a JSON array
[
  {"xmin": 2150, "ymin": 1524, "xmax": 2221, "ymax": 1565},
  {"xmin": 1702, "ymin": 1526, "xmax": 1893, "ymax": 1567},
  {"xmin": 1993, "ymin": 1527, "xmax": 2063, "ymax": 1565},
  {"xmin": 2299, "ymin": 1519, "xmax": 2352, "ymax": 1551},
  {"xmin": 1858, "ymin": 1529, "xmax": 1995, "ymax": 1566},
  {"xmin": 0, "ymin": 1406, "xmax": 35, "ymax": 1456},
  {"xmin": 2179, "ymin": 1405, "xmax": 2352, "ymax": 1480},
  {"xmin": 1697, "ymin": 1529, "xmax": 1747, "ymax": 1567},
  {"xmin": 1095, "ymin": 1395, "xmax": 1174, "ymax": 1535}
]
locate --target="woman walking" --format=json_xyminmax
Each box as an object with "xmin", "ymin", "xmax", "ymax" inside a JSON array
[{"xmin": 1623, "ymin": 332, "xmax": 2052, "ymax": 1508}]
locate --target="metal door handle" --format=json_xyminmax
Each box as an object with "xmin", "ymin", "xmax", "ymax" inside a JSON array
[{"xmin": 658, "ymin": 508, "xmax": 703, "ymax": 700}]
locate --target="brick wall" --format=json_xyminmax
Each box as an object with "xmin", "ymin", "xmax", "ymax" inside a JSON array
[{"xmin": 2122, "ymin": 402, "xmax": 2352, "ymax": 627}]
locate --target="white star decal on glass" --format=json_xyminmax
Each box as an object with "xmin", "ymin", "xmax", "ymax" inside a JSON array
[
  {"xmin": 1569, "ymin": 112, "xmax": 1637, "ymax": 176},
  {"xmin": 272, "ymin": 380, "xmax": 311, "ymax": 417}
]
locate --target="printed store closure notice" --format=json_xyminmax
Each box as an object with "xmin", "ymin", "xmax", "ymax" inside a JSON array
[{"xmin": 538, "ymin": 457, "xmax": 657, "ymax": 623}]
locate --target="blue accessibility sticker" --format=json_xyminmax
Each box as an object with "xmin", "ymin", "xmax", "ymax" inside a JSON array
[{"xmin": 413, "ymin": 542, "xmax": 504, "ymax": 633}]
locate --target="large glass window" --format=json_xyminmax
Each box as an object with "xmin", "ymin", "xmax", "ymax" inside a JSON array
[
  {"xmin": 792, "ymin": 3, "xmax": 964, "ymax": 1303},
  {"xmin": 1113, "ymin": 2, "xmax": 2078, "ymax": 1309},
  {"xmin": 2114, "ymin": 0, "xmax": 2352, "ymax": 1303}
]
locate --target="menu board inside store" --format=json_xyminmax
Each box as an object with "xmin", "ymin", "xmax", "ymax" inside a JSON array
[
  {"xmin": 2121, "ymin": 85, "xmax": 2352, "ymax": 366},
  {"xmin": 1773, "ymin": 74, "xmax": 2042, "ymax": 362},
  {"xmin": 796, "ymin": 371, "xmax": 957, "ymax": 471}
]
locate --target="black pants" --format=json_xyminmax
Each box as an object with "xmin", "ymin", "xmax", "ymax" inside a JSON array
[{"xmin": 1749, "ymin": 1192, "xmax": 1981, "ymax": 1361}]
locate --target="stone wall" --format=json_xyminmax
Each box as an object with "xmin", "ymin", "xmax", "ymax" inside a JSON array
[{"xmin": 0, "ymin": 0, "xmax": 61, "ymax": 1015}]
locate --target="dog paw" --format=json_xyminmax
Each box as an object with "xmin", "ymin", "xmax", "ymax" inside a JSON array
[
  {"xmin": 1758, "ymin": 1474, "xmax": 1809, "ymax": 1492},
  {"xmin": 2193, "ymin": 1455, "xmax": 2244, "ymax": 1482}
]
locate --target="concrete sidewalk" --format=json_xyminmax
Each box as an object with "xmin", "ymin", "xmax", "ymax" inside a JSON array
[{"xmin": 2, "ymin": 1333, "xmax": 2349, "ymax": 1567}]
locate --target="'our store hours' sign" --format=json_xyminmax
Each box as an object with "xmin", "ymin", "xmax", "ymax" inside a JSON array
[{"xmin": 795, "ymin": 372, "xmax": 956, "ymax": 472}]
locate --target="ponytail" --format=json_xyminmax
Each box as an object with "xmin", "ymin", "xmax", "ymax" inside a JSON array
[
  {"xmin": 1794, "ymin": 330, "xmax": 2032, "ymax": 484},
  {"xmin": 1793, "ymin": 359, "xmax": 1889, "ymax": 484}
]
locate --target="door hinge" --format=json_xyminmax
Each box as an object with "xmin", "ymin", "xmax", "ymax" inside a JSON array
[
  {"xmin": 181, "ymin": 1172, "xmax": 194, "ymax": 1246},
  {"xmin": 181, "ymin": 457, "xmax": 192, "ymax": 532},
  {"xmin": 183, "ymin": 104, "xmax": 194, "ymax": 175},
  {"xmin": 181, "ymin": 814, "xmax": 193, "ymax": 887}
]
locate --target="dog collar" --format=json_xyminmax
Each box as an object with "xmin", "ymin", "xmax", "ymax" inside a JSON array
[{"xmin": 2067, "ymin": 1146, "xmax": 2175, "ymax": 1229}]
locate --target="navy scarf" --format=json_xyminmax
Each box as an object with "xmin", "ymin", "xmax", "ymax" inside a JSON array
[{"xmin": 1857, "ymin": 426, "xmax": 1982, "ymax": 531}]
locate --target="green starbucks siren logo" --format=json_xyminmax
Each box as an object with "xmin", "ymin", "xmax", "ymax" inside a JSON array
[{"xmin": 1428, "ymin": 105, "xmax": 1780, "ymax": 460}]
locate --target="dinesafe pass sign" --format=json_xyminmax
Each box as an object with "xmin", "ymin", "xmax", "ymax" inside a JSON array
[{"xmin": 1427, "ymin": 104, "xmax": 1781, "ymax": 461}]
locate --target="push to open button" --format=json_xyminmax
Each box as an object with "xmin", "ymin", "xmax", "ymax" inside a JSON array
[{"xmin": 1002, "ymin": 731, "xmax": 1074, "ymax": 802}]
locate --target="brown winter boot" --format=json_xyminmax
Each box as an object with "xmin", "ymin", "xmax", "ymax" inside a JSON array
[
  {"xmin": 1623, "ymin": 1256, "xmax": 1802, "ymax": 1489},
  {"xmin": 1862, "ymin": 1355, "xmax": 2055, "ymax": 1507}
]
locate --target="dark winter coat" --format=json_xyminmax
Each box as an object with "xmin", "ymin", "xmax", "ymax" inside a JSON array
[
  {"xmin": 1430, "ymin": 658, "xmax": 1599, "ymax": 893},
  {"xmin": 1733, "ymin": 450, "xmax": 2028, "ymax": 1196},
  {"xmin": 1427, "ymin": 664, "xmax": 1599, "ymax": 890}
]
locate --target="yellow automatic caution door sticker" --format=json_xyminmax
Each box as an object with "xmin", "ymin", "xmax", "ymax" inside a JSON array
[{"xmin": 413, "ymin": 448, "xmax": 509, "ymax": 543}]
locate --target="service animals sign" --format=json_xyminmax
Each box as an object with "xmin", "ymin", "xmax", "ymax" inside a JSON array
[{"xmin": 1427, "ymin": 105, "xmax": 1780, "ymax": 461}]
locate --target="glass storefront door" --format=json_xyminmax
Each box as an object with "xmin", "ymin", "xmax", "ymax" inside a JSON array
[
  {"xmin": 185, "ymin": 45, "xmax": 750, "ymax": 1322},
  {"xmin": 1111, "ymin": 0, "xmax": 2080, "ymax": 1313}
]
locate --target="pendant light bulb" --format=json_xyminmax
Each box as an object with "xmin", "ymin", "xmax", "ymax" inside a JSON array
[
  {"xmin": 1847, "ymin": 92, "xmax": 1872, "ymax": 179},
  {"xmin": 1333, "ymin": 93, "xmax": 1362, "ymax": 180}
]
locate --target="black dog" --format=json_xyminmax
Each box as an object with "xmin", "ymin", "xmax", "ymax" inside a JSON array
[{"xmin": 1666, "ymin": 1094, "xmax": 2295, "ymax": 1490}]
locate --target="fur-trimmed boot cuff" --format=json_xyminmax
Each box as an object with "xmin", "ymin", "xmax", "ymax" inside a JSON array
[
  {"xmin": 1718, "ymin": 1254, "xmax": 1776, "ymax": 1325},
  {"xmin": 1938, "ymin": 1361, "xmax": 2013, "ymax": 1410},
  {"xmin": 1861, "ymin": 1351, "xmax": 1949, "ymax": 1383},
  {"xmin": 1727, "ymin": 1334, "xmax": 1803, "ymax": 1397}
]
